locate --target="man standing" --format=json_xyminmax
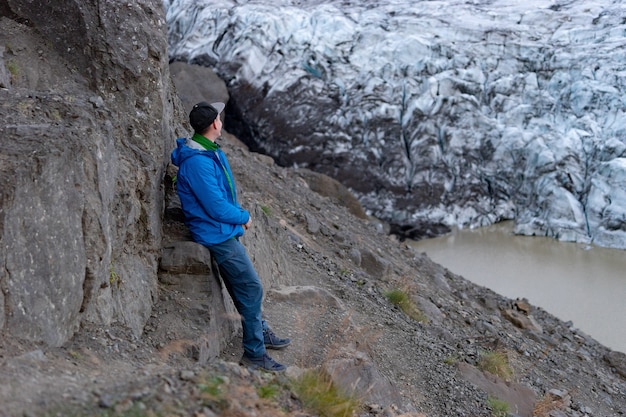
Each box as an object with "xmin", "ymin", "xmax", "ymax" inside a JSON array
[{"xmin": 171, "ymin": 101, "xmax": 290, "ymax": 372}]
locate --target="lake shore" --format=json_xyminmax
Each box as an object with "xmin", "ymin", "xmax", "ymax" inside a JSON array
[{"xmin": 412, "ymin": 221, "xmax": 626, "ymax": 354}]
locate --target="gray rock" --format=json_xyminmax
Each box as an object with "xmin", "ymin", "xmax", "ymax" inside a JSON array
[
  {"xmin": 360, "ymin": 249, "xmax": 390, "ymax": 279},
  {"xmin": 430, "ymin": 271, "xmax": 452, "ymax": 292},
  {"xmin": 266, "ymin": 285, "xmax": 344, "ymax": 309},
  {"xmin": 604, "ymin": 350, "xmax": 626, "ymax": 379},
  {"xmin": 324, "ymin": 345, "xmax": 414, "ymax": 413},
  {"xmin": 0, "ymin": 45, "xmax": 11, "ymax": 88},
  {"xmin": 348, "ymin": 247, "xmax": 362, "ymax": 266},
  {"xmin": 0, "ymin": 0, "xmax": 177, "ymax": 346},
  {"xmin": 169, "ymin": 61, "xmax": 229, "ymax": 113},
  {"xmin": 415, "ymin": 295, "xmax": 445, "ymax": 324},
  {"xmin": 305, "ymin": 212, "xmax": 321, "ymax": 235},
  {"xmin": 13, "ymin": 350, "xmax": 46, "ymax": 364},
  {"xmin": 179, "ymin": 370, "xmax": 195, "ymax": 381},
  {"xmin": 458, "ymin": 362, "xmax": 536, "ymax": 417},
  {"xmin": 296, "ymin": 169, "xmax": 368, "ymax": 220},
  {"xmin": 160, "ymin": 241, "xmax": 212, "ymax": 275}
]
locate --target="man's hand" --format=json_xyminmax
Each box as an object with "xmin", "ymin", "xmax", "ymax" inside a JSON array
[{"xmin": 243, "ymin": 217, "xmax": 252, "ymax": 230}]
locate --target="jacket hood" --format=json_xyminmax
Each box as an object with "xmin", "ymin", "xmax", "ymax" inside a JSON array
[{"xmin": 171, "ymin": 138, "xmax": 201, "ymax": 167}]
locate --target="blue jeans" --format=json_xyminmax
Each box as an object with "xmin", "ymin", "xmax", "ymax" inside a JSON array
[{"xmin": 207, "ymin": 237, "xmax": 265, "ymax": 358}]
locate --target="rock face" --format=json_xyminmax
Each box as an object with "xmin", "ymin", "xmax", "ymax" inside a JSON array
[
  {"xmin": 164, "ymin": 0, "xmax": 626, "ymax": 249},
  {"xmin": 0, "ymin": 0, "xmax": 182, "ymax": 346},
  {"xmin": 158, "ymin": 240, "xmax": 240, "ymax": 362}
]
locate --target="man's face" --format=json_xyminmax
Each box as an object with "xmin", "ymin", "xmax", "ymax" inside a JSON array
[{"xmin": 214, "ymin": 115, "xmax": 223, "ymax": 135}]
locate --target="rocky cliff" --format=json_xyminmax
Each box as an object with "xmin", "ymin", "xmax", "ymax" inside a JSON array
[{"xmin": 0, "ymin": 0, "xmax": 182, "ymax": 346}]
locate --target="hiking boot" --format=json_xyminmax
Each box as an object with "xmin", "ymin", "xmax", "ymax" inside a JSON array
[
  {"xmin": 263, "ymin": 328, "xmax": 291, "ymax": 349},
  {"xmin": 240, "ymin": 353, "xmax": 286, "ymax": 372}
]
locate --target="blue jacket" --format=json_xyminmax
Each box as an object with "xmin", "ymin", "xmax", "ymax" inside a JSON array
[{"xmin": 171, "ymin": 138, "xmax": 250, "ymax": 246}]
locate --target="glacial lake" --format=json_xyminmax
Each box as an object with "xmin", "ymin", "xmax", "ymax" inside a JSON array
[{"xmin": 411, "ymin": 222, "xmax": 626, "ymax": 354}]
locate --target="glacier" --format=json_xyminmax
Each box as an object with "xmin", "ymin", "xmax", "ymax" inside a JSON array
[{"xmin": 164, "ymin": 0, "xmax": 626, "ymax": 249}]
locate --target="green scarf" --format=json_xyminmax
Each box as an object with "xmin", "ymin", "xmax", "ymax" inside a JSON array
[
  {"xmin": 191, "ymin": 132, "xmax": 219, "ymax": 151},
  {"xmin": 191, "ymin": 133, "xmax": 236, "ymax": 203}
]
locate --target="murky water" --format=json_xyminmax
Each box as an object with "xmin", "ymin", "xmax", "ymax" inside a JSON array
[{"xmin": 411, "ymin": 221, "xmax": 626, "ymax": 354}]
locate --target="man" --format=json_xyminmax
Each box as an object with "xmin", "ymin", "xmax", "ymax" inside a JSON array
[{"xmin": 171, "ymin": 101, "xmax": 290, "ymax": 372}]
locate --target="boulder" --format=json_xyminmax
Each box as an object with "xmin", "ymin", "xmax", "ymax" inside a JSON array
[
  {"xmin": 169, "ymin": 61, "xmax": 229, "ymax": 113},
  {"xmin": 158, "ymin": 240, "xmax": 240, "ymax": 362},
  {"xmin": 604, "ymin": 350, "xmax": 626, "ymax": 379},
  {"xmin": 458, "ymin": 362, "xmax": 536, "ymax": 417}
]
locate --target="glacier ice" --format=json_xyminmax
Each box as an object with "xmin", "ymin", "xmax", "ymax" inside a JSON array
[{"xmin": 164, "ymin": 0, "xmax": 626, "ymax": 249}]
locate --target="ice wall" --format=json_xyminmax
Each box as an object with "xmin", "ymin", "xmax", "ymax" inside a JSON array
[{"xmin": 165, "ymin": 0, "xmax": 626, "ymax": 249}]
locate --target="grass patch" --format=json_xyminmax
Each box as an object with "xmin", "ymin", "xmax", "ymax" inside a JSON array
[
  {"xmin": 257, "ymin": 382, "xmax": 281, "ymax": 399},
  {"xmin": 109, "ymin": 264, "xmax": 122, "ymax": 288},
  {"xmin": 197, "ymin": 374, "xmax": 228, "ymax": 411},
  {"xmin": 487, "ymin": 396, "xmax": 509, "ymax": 417},
  {"xmin": 198, "ymin": 375, "xmax": 225, "ymax": 397},
  {"xmin": 7, "ymin": 60, "xmax": 19, "ymax": 78},
  {"xmin": 478, "ymin": 350, "xmax": 513, "ymax": 381},
  {"xmin": 384, "ymin": 288, "xmax": 427, "ymax": 323},
  {"xmin": 291, "ymin": 369, "xmax": 359, "ymax": 417},
  {"xmin": 443, "ymin": 354, "xmax": 460, "ymax": 366},
  {"xmin": 261, "ymin": 205, "xmax": 272, "ymax": 215}
]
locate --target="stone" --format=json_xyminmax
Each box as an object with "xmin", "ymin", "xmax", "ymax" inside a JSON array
[
  {"xmin": 360, "ymin": 249, "xmax": 391, "ymax": 279},
  {"xmin": 458, "ymin": 362, "xmax": 536, "ymax": 417},
  {"xmin": 266, "ymin": 285, "xmax": 344, "ymax": 309},
  {"xmin": 513, "ymin": 298, "xmax": 531, "ymax": 315},
  {"xmin": 160, "ymin": 241, "xmax": 212, "ymax": 275},
  {"xmin": 324, "ymin": 344, "xmax": 413, "ymax": 412},
  {"xmin": 430, "ymin": 271, "xmax": 452, "ymax": 292},
  {"xmin": 348, "ymin": 247, "xmax": 362, "ymax": 266},
  {"xmin": 169, "ymin": 61, "xmax": 229, "ymax": 113},
  {"xmin": 415, "ymin": 295, "xmax": 445, "ymax": 324},
  {"xmin": 296, "ymin": 169, "xmax": 368, "ymax": 220},
  {"xmin": 0, "ymin": 45, "xmax": 11, "ymax": 88},
  {"xmin": 179, "ymin": 370, "xmax": 195, "ymax": 381},
  {"xmin": 305, "ymin": 212, "xmax": 321, "ymax": 235},
  {"xmin": 604, "ymin": 350, "xmax": 626, "ymax": 379},
  {"xmin": 501, "ymin": 309, "xmax": 542, "ymax": 332}
]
